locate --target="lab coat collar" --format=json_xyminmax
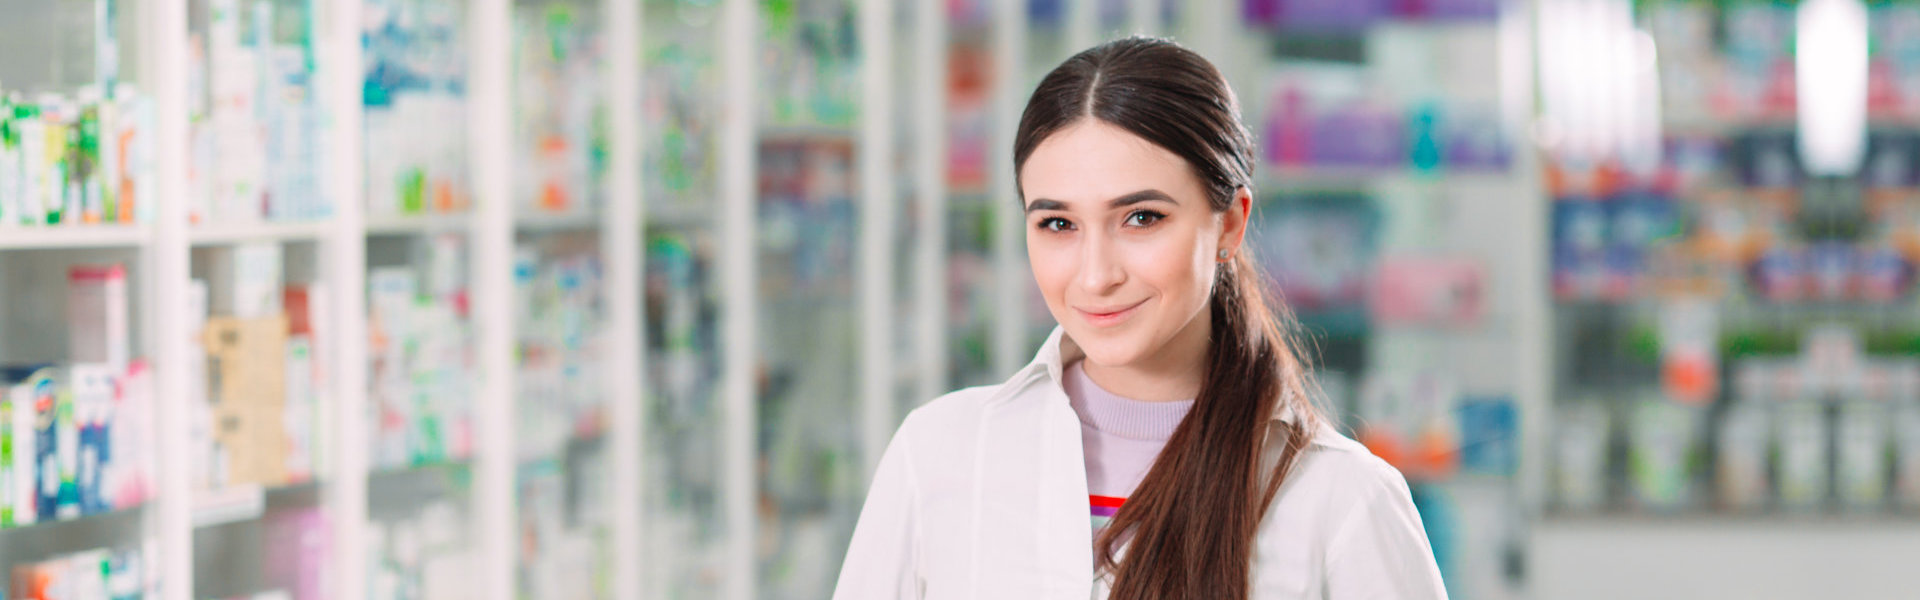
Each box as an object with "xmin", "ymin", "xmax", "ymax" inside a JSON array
[{"xmin": 1000, "ymin": 326, "xmax": 1300, "ymax": 426}]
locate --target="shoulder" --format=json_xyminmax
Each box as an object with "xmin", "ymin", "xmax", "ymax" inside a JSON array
[
  {"xmin": 887, "ymin": 383, "xmax": 1014, "ymax": 457},
  {"xmin": 1270, "ymin": 425, "xmax": 1417, "ymax": 522}
]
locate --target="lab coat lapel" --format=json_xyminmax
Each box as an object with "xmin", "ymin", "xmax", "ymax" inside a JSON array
[{"xmin": 977, "ymin": 327, "xmax": 1096, "ymax": 598}]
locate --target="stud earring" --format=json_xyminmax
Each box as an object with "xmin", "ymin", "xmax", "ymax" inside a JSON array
[{"xmin": 1217, "ymin": 249, "xmax": 1230, "ymax": 261}]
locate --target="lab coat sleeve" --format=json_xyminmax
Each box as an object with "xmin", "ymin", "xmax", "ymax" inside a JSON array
[
  {"xmin": 831, "ymin": 426, "xmax": 924, "ymax": 600},
  {"xmin": 1322, "ymin": 461, "xmax": 1449, "ymax": 600}
]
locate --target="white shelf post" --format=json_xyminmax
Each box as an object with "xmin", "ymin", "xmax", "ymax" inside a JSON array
[
  {"xmin": 990, "ymin": 0, "xmax": 1031, "ymax": 380},
  {"xmin": 603, "ymin": 0, "xmax": 645, "ymax": 597},
  {"xmin": 470, "ymin": 0, "xmax": 518, "ymax": 598},
  {"xmin": 913, "ymin": 0, "xmax": 952, "ymax": 408},
  {"xmin": 151, "ymin": 0, "xmax": 194, "ymax": 597},
  {"xmin": 322, "ymin": 0, "xmax": 370, "ymax": 597},
  {"xmin": 857, "ymin": 0, "xmax": 896, "ymax": 479},
  {"xmin": 717, "ymin": 0, "xmax": 759, "ymax": 598}
]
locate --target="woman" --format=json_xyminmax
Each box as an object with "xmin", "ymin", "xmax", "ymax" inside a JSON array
[{"xmin": 833, "ymin": 37, "xmax": 1446, "ymax": 599}]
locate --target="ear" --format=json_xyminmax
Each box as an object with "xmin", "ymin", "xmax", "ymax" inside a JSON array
[{"xmin": 1217, "ymin": 187, "xmax": 1252, "ymax": 261}]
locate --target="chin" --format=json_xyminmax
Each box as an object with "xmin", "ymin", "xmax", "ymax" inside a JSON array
[{"xmin": 1067, "ymin": 326, "xmax": 1154, "ymax": 369}]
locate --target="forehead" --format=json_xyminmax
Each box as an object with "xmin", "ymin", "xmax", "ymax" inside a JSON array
[{"xmin": 1020, "ymin": 120, "xmax": 1202, "ymax": 207}]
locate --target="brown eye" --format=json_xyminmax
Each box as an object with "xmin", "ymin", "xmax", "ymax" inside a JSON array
[
  {"xmin": 1125, "ymin": 210, "xmax": 1165, "ymax": 227},
  {"xmin": 1037, "ymin": 217, "xmax": 1073, "ymax": 232}
]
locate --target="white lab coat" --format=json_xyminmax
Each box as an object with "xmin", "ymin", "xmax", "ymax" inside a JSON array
[{"xmin": 833, "ymin": 327, "xmax": 1448, "ymax": 599}]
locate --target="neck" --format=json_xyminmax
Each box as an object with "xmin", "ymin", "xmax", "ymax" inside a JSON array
[{"xmin": 1079, "ymin": 307, "xmax": 1211, "ymax": 403}]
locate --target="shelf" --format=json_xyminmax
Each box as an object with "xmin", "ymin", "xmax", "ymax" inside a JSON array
[
  {"xmin": 515, "ymin": 210, "xmax": 601, "ymax": 233},
  {"xmin": 0, "ymin": 224, "xmax": 152, "ymax": 250},
  {"xmin": 189, "ymin": 220, "xmax": 332, "ymax": 246},
  {"xmin": 645, "ymin": 202, "xmax": 711, "ymax": 228},
  {"xmin": 191, "ymin": 482, "xmax": 322, "ymax": 529},
  {"xmin": 1533, "ymin": 515, "xmax": 1920, "ymax": 600},
  {"xmin": 0, "ymin": 505, "xmax": 148, "ymax": 563},
  {"xmin": 366, "ymin": 212, "xmax": 473, "ymax": 236},
  {"xmin": 369, "ymin": 461, "xmax": 472, "ymax": 516},
  {"xmin": 760, "ymin": 123, "xmax": 856, "ymax": 139},
  {"xmin": 1258, "ymin": 165, "xmax": 1518, "ymax": 192}
]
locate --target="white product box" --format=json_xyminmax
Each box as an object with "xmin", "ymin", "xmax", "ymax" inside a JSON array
[
  {"xmin": 1716, "ymin": 400, "xmax": 1771, "ymax": 512},
  {"xmin": 206, "ymin": 243, "xmax": 283, "ymax": 318},
  {"xmin": 68, "ymin": 363, "xmax": 114, "ymax": 513},
  {"xmin": 1776, "ymin": 399, "xmax": 1831, "ymax": 511},
  {"xmin": 68, "ymin": 264, "xmax": 130, "ymax": 373},
  {"xmin": 1837, "ymin": 398, "xmax": 1889, "ymax": 510},
  {"xmin": 283, "ymin": 335, "xmax": 314, "ymax": 482}
]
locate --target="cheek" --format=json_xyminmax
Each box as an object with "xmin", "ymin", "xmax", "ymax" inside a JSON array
[
  {"xmin": 1027, "ymin": 240, "xmax": 1074, "ymax": 305},
  {"xmin": 1129, "ymin": 232, "xmax": 1216, "ymax": 308}
]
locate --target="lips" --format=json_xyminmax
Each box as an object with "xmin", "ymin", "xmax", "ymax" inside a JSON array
[{"xmin": 1076, "ymin": 299, "xmax": 1146, "ymax": 328}]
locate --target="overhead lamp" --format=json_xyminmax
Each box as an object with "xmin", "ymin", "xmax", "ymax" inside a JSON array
[{"xmin": 1795, "ymin": 0, "xmax": 1869, "ymax": 177}]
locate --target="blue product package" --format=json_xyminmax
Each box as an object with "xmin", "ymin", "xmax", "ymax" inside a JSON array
[
  {"xmin": 78, "ymin": 419, "xmax": 107, "ymax": 514},
  {"xmin": 1806, "ymin": 242, "xmax": 1855, "ymax": 301},
  {"xmin": 26, "ymin": 374, "xmax": 58, "ymax": 522},
  {"xmin": 1408, "ymin": 103, "xmax": 1443, "ymax": 172},
  {"xmin": 1748, "ymin": 245, "xmax": 1806, "ymax": 302},
  {"xmin": 1552, "ymin": 198, "xmax": 1609, "ymax": 253},
  {"xmin": 1456, "ymin": 397, "xmax": 1518, "ymax": 476},
  {"xmin": 1863, "ymin": 130, "xmax": 1918, "ymax": 189},
  {"xmin": 1610, "ymin": 191, "xmax": 1680, "ymax": 250}
]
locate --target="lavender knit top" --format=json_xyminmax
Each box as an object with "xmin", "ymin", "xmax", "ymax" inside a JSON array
[{"xmin": 1063, "ymin": 360, "xmax": 1194, "ymax": 538}]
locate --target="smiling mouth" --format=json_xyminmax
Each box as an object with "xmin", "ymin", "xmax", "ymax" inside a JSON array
[{"xmin": 1076, "ymin": 299, "xmax": 1147, "ymax": 327}]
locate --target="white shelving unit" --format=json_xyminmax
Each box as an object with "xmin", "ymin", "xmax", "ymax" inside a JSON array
[
  {"xmin": 0, "ymin": 225, "xmax": 152, "ymax": 250},
  {"xmin": 0, "ymin": 0, "xmax": 1225, "ymax": 598}
]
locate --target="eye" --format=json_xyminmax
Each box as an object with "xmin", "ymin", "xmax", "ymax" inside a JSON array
[
  {"xmin": 1036, "ymin": 217, "xmax": 1074, "ymax": 232},
  {"xmin": 1124, "ymin": 210, "xmax": 1166, "ymax": 228}
]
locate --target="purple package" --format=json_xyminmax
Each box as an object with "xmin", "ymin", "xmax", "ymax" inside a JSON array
[
  {"xmin": 264, "ymin": 508, "xmax": 331, "ymax": 600},
  {"xmin": 1245, "ymin": 0, "xmax": 1282, "ymax": 25},
  {"xmin": 1275, "ymin": 0, "xmax": 1385, "ymax": 30},
  {"xmin": 1442, "ymin": 109, "xmax": 1510, "ymax": 171},
  {"xmin": 1420, "ymin": 0, "xmax": 1500, "ymax": 20},
  {"xmin": 1310, "ymin": 108, "xmax": 1404, "ymax": 168}
]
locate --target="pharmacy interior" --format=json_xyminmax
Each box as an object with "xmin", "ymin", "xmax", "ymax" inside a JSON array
[{"xmin": 0, "ymin": 0, "xmax": 1916, "ymax": 599}]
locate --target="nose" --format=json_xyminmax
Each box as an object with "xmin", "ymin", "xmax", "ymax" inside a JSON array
[{"xmin": 1076, "ymin": 230, "xmax": 1125, "ymax": 295}]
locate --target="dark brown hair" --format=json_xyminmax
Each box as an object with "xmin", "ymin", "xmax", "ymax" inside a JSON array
[{"xmin": 1013, "ymin": 37, "xmax": 1324, "ymax": 599}]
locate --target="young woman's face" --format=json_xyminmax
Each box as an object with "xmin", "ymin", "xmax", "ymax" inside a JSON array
[{"xmin": 1020, "ymin": 120, "xmax": 1248, "ymax": 371}]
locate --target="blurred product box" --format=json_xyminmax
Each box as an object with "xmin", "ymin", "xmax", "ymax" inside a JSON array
[
  {"xmin": 1774, "ymin": 397, "xmax": 1828, "ymax": 512},
  {"xmin": 201, "ymin": 315, "xmax": 290, "ymax": 488},
  {"xmin": 8, "ymin": 547, "xmax": 143, "ymax": 600},
  {"xmin": 1369, "ymin": 256, "xmax": 1485, "ymax": 327},
  {"xmin": 1553, "ymin": 402, "xmax": 1609, "ymax": 512},
  {"xmin": 1627, "ymin": 395, "xmax": 1700, "ymax": 512},
  {"xmin": 68, "ymin": 264, "xmax": 129, "ymax": 373}
]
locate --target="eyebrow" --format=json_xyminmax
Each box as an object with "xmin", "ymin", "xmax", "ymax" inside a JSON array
[{"xmin": 1023, "ymin": 189, "xmax": 1178, "ymax": 214}]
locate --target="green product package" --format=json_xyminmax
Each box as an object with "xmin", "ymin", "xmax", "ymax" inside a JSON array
[{"xmin": 1, "ymin": 393, "xmax": 11, "ymax": 527}]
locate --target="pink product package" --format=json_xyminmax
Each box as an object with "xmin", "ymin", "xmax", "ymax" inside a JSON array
[{"xmin": 1370, "ymin": 256, "xmax": 1486, "ymax": 327}]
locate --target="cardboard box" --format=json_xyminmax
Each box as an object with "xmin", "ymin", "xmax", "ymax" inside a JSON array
[
  {"xmin": 210, "ymin": 402, "xmax": 289, "ymax": 488},
  {"xmin": 201, "ymin": 316, "xmax": 290, "ymax": 487}
]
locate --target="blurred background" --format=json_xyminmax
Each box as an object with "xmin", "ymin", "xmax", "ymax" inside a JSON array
[{"xmin": 0, "ymin": 0, "xmax": 1915, "ymax": 599}]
